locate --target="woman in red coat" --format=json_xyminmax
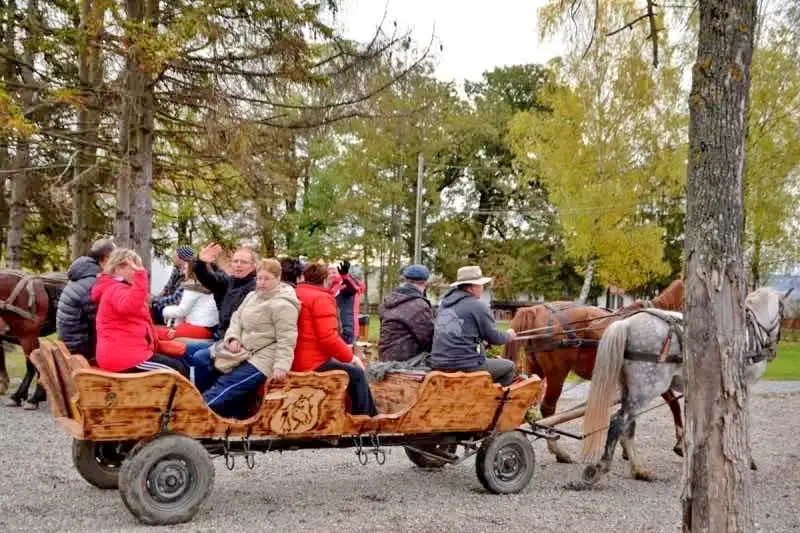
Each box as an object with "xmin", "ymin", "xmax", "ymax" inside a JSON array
[
  {"xmin": 91, "ymin": 248, "xmax": 188, "ymax": 376},
  {"xmin": 293, "ymin": 263, "xmax": 377, "ymax": 416}
]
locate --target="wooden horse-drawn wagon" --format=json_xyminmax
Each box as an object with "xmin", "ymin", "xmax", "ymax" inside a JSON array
[{"xmin": 31, "ymin": 340, "xmax": 543, "ymax": 526}]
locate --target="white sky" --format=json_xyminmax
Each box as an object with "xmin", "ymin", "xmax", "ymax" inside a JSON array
[{"xmin": 336, "ymin": 0, "xmax": 564, "ymax": 85}]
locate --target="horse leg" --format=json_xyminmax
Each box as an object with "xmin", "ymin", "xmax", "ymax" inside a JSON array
[
  {"xmin": 662, "ymin": 389, "xmax": 684, "ymax": 457},
  {"xmin": 582, "ymin": 407, "xmax": 627, "ymax": 485},
  {"xmin": 25, "ymin": 382, "xmax": 46, "ymax": 410},
  {"xmin": 539, "ymin": 365, "xmax": 574, "ymax": 464},
  {"xmin": 620, "ymin": 419, "xmax": 653, "ymax": 480},
  {"xmin": 4, "ymin": 359, "xmax": 34, "ymax": 407}
]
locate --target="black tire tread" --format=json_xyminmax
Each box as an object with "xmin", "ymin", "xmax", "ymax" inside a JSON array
[
  {"xmin": 475, "ymin": 431, "xmax": 535, "ymax": 494},
  {"xmin": 119, "ymin": 434, "xmax": 214, "ymax": 526},
  {"xmin": 72, "ymin": 439, "xmax": 123, "ymax": 490}
]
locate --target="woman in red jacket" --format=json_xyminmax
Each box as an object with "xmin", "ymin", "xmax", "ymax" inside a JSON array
[
  {"xmin": 91, "ymin": 248, "xmax": 188, "ymax": 376},
  {"xmin": 293, "ymin": 263, "xmax": 377, "ymax": 416}
]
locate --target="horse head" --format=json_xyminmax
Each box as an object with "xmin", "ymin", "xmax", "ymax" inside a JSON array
[{"xmin": 745, "ymin": 287, "xmax": 790, "ymax": 362}]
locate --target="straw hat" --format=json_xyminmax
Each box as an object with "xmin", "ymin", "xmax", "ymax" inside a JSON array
[{"xmin": 450, "ymin": 265, "xmax": 492, "ymax": 287}]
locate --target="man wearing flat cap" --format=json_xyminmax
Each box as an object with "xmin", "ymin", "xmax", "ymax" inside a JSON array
[
  {"xmin": 378, "ymin": 264, "xmax": 435, "ymax": 362},
  {"xmin": 428, "ymin": 265, "xmax": 517, "ymax": 385},
  {"xmin": 151, "ymin": 246, "xmax": 195, "ymax": 324}
]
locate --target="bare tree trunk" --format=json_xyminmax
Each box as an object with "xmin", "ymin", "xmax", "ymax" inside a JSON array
[
  {"xmin": 576, "ymin": 259, "xmax": 594, "ymax": 304},
  {"xmin": 117, "ymin": 0, "xmax": 156, "ymax": 272},
  {"xmin": 72, "ymin": 0, "xmax": 103, "ymax": 259},
  {"xmin": 749, "ymin": 238, "xmax": 761, "ymax": 291},
  {"xmin": 681, "ymin": 1, "xmax": 757, "ymax": 531},
  {"xmin": 5, "ymin": 0, "xmax": 39, "ymax": 269}
]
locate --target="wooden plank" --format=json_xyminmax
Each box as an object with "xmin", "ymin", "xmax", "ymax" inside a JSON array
[
  {"xmin": 29, "ymin": 345, "xmax": 69, "ymax": 419},
  {"xmin": 55, "ymin": 416, "xmax": 85, "ymax": 439},
  {"xmin": 495, "ymin": 376, "xmax": 543, "ymax": 431},
  {"xmin": 370, "ymin": 373, "xmax": 424, "ymax": 414},
  {"xmin": 49, "ymin": 340, "xmax": 81, "ymax": 419},
  {"xmin": 55, "ymin": 340, "xmax": 89, "ymax": 371}
]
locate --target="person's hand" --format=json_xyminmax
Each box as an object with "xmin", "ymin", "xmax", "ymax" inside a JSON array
[
  {"xmin": 270, "ymin": 368, "xmax": 287, "ymax": 382},
  {"xmin": 227, "ymin": 339, "xmax": 242, "ymax": 353},
  {"xmin": 199, "ymin": 243, "xmax": 222, "ymax": 263},
  {"xmin": 351, "ymin": 354, "xmax": 366, "ymax": 370},
  {"xmin": 338, "ymin": 260, "xmax": 350, "ymax": 275},
  {"xmin": 506, "ymin": 328, "xmax": 517, "ymax": 342},
  {"xmin": 126, "ymin": 258, "xmax": 144, "ymax": 271},
  {"xmin": 166, "ymin": 328, "xmax": 176, "ymax": 339}
]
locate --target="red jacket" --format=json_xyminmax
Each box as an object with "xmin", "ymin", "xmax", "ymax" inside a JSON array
[
  {"xmin": 91, "ymin": 270, "xmax": 156, "ymax": 372},
  {"xmin": 292, "ymin": 282, "xmax": 353, "ymax": 371}
]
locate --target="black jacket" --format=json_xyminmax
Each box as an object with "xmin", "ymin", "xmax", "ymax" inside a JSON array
[
  {"xmin": 56, "ymin": 256, "xmax": 101, "ymax": 359},
  {"xmin": 378, "ymin": 284, "xmax": 434, "ymax": 362},
  {"xmin": 193, "ymin": 259, "xmax": 256, "ymax": 334}
]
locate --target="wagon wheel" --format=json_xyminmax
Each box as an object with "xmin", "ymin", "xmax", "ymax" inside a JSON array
[
  {"xmin": 476, "ymin": 432, "xmax": 535, "ymax": 494},
  {"xmin": 72, "ymin": 439, "xmax": 136, "ymax": 489},
  {"xmin": 119, "ymin": 434, "xmax": 214, "ymax": 526},
  {"xmin": 404, "ymin": 442, "xmax": 458, "ymax": 468}
]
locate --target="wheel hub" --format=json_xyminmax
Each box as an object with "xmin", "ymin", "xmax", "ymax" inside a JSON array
[
  {"xmin": 494, "ymin": 445, "xmax": 523, "ymax": 481},
  {"xmin": 148, "ymin": 458, "xmax": 191, "ymax": 503}
]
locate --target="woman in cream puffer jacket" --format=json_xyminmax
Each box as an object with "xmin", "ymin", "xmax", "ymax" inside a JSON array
[{"xmin": 195, "ymin": 259, "xmax": 300, "ymax": 419}]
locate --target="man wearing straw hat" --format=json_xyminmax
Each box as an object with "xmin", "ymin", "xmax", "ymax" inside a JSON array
[{"xmin": 428, "ymin": 265, "xmax": 517, "ymax": 385}]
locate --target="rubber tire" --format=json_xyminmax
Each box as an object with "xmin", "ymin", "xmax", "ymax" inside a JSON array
[
  {"xmin": 476, "ymin": 432, "xmax": 535, "ymax": 494},
  {"xmin": 72, "ymin": 439, "xmax": 133, "ymax": 490},
  {"xmin": 404, "ymin": 442, "xmax": 458, "ymax": 468},
  {"xmin": 119, "ymin": 434, "xmax": 214, "ymax": 526}
]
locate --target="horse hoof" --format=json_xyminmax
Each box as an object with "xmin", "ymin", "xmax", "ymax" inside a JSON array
[
  {"xmin": 750, "ymin": 459, "xmax": 758, "ymax": 471},
  {"xmin": 622, "ymin": 449, "xmax": 629, "ymax": 461},
  {"xmin": 0, "ymin": 382, "xmax": 8, "ymax": 396},
  {"xmin": 3, "ymin": 397, "xmax": 22, "ymax": 407},
  {"xmin": 582, "ymin": 464, "xmax": 603, "ymax": 484},
  {"xmin": 22, "ymin": 401, "xmax": 39, "ymax": 410},
  {"xmin": 633, "ymin": 469, "xmax": 654, "ymax": 481},
  {"xmin": 673, "ymin": 443, "xmax": 684, "ymax": 457},
  {"xmin": 555, "ymin": 453, "xmax": 574, "ymax": 464}
]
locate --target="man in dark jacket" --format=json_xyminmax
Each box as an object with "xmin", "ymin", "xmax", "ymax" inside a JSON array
[
  {"xmin": 193, "ymin": 243, "xmax": 257, "ymax": 336},
  {"xmin": 428, "ymin": 265, "xmax": 517, "ymax": 385},
  {"xmin": 378, "ymin": 264, "xmax": 434, "ymax": 362},
  {"xmin": 56, "ymin": 238, "xmax": 116, "ymax": 362}
]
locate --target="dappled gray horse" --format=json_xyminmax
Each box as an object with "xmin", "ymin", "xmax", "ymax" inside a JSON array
[{"xmin": 580, "ymin": 287, "xmax": 789, "ymax": 485}]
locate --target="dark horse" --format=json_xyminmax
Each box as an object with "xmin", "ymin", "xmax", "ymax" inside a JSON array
[
  {"xmin": 0, "ymin": 270, "xmax": 67, "ymax": 409},
  {"xmin": 504, "ymin": 279, "xmax": 684, "ymax": 463}
]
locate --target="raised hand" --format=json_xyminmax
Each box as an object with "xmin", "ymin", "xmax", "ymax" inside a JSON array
[
  {"xmin": 338, "ymin": 260, "xmax": 350, "ymax": 275},
  {"xmin": 199, "ymin": 243, "xmax": 222, "ymax": 263},
  {"xmin": 126, "ymin": 258, "xmax": 144, "ymax": 271}
]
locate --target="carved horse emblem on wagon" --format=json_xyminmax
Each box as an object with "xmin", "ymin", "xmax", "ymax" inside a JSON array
[{"xmin": 269, "ymin": 387, "xmax": 325, "ymax": 434}]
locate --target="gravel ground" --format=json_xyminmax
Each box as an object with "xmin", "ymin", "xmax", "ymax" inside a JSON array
[{"xmin": 0, "ymin": 391, "xmax": 798, "ymax": 533}]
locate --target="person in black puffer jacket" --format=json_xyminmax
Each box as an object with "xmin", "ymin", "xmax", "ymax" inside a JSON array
[{"xmin": 56, "ymin": 238, "xmax": 116, "ymax": 362}]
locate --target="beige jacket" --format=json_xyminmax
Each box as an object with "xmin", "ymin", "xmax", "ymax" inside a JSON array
[{"xmin": 214, "ymin": 283, "xmax": 300, "ymax": 375}]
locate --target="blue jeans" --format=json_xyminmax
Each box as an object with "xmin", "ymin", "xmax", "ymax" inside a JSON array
[
  {"xmin": 184, "ymin": 339, "xmax": 214, "ymax": 357},
  {"xmin": 203, "ymin": 361, "xmax": 266, "ymax": 419},
  {"xmin": 185, "ymin": 348, "xmax": 218, "ymax": 392}
]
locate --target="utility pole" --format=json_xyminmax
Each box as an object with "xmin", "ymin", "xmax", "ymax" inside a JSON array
[{"xmin": 414, "ymin": 153, "xmax": 424, "ymax": 264}]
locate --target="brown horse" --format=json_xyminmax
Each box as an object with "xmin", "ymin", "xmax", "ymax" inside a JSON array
[
  {"xmin": 505, "ymin": 280, "xmax": 684, "ymax": 463},
  {"xmin": 0, "ymin": 270, "xmax": 67, "ymax": 409}
]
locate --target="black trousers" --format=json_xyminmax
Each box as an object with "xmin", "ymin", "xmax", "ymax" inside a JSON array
[{"xmin": 317, "ymin": 359, "xmax": 377, "ymax": 416}]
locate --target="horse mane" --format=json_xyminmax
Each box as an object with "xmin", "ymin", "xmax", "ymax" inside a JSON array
[{"xmin": 652, "ymin": 279, "xmax": 683, "ymax": 311}]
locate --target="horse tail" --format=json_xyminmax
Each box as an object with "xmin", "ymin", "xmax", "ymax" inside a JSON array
[
  {"xmin": 583, "ymin": 319, "xmax": 627, "ymax": 462},
  {"xmin": 504, "ymin": 307, "xmax": 535, "ymax": 374}
]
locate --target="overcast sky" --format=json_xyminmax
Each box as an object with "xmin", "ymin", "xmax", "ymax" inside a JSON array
[{"xmin": 336, "ymin": 0, "xmax": 564, "ymax": 85}]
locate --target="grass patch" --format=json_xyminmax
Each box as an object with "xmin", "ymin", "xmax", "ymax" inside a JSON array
[{"xmin": 764, "ymin": 341, "xmax": 800, "ymax": 380}]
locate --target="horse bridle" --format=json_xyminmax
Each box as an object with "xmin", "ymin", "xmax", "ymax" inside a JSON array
[{"xmin": 745, "ymin": 299, "xmax": 784, "ymax": 364}]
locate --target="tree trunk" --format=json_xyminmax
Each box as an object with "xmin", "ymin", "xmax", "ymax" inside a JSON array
[
  {"xmin": 5, "ymin": 0, "xmax": 38, "ymax": 269},
  {"xmin": 72, "ymin": 0, "xmax": 103, "ymax": 259},
  {"xmin": 681, "ymin": 1, "xmax": 757, "ymax": 531},
  {"xmin": 749, "ymin": 238, "xmax": 761, "ymax": 291},
  {"xmin": 117, "ymin": 0, "xmax": 156, "ymax": 272},
  {"xmin": 576, "ymin": 259, "xmax": 594, "ymax": 304}
]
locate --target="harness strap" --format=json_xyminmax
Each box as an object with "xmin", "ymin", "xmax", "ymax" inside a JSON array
[{"xmin": 0, "ymin": 275, "xmax": 38, "ymax": 320}]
